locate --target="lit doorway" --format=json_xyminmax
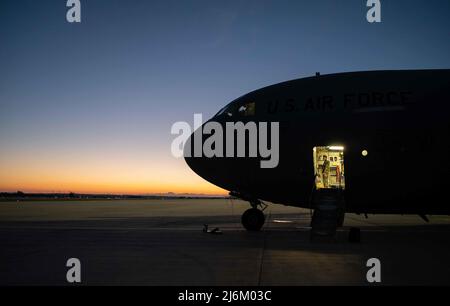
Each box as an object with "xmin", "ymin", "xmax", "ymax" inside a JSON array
[{"xmin": 313, "ymin": 146, "xmax": 345, "ymax": 190}]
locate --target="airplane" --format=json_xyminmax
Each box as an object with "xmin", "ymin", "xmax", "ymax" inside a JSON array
[{"xmin": 184, "ymin": 69, "xmax": 450, "ymax": 239}]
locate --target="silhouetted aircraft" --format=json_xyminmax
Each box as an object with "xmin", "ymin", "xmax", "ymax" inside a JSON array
[{"xmin": 185, "ymin": 69, "xmax": 450, "ymax": 238}]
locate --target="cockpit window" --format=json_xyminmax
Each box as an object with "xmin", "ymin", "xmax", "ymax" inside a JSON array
[
  {"xmin": 215, "ymin": 101, "xmax": 255, "ymax": 118},
  {"xmin": 237, "ymin": 102, "xmax": 255, "ymax": 116},
  {"xmin": 215, "ymin": 103, "xmax": 234, "ymax": 117}
]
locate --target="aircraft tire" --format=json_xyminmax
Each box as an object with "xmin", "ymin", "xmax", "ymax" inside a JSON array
[{"xmin": 241, "ymin": 208, "xmax": 265, "ymax": 231}]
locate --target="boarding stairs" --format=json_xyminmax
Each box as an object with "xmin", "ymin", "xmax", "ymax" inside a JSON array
[{"xmin": 310, "ymin": 188, "xmax": 345, "ymax": 239}]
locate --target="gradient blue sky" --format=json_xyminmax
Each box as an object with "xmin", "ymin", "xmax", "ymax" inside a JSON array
[{"xmin": 1, "ymin": 0, "xmax": 449, "ymax": 194}]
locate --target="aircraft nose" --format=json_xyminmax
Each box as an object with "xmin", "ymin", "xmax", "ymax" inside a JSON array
[
  {"xmin": 183, "ymin": 129, "xmax": 231, "ymax": 190},
  {"xmin": 183, "ymin": 131, "xmax": 205, "ymax": 179}
]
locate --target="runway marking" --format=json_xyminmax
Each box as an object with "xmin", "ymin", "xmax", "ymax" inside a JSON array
[
  {"xmin": 0, "ymin": 225, "xmax": 447, "ymax": 233},
  {"xmin": 272, "ymin": 219, "xmax": 294, "ymax": 223},
  {"xmin": 0, "ymin": 226, "xmax": 222, "ymax": 231},
  {"xmin": 0, "ymin": 223, "xmax": 448, "ymax": 233},
  {"xmin": 258, "ymin": 211, "xmax": 271, "ymax": 286}
]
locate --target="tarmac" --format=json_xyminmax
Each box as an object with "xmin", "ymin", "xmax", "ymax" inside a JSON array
[{"xmin": 1, "ymin": 199, "xmax": 450, "ymax": 285}]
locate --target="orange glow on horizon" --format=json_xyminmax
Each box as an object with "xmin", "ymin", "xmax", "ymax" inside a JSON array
[
  {"xmin": 0, "ymin": 177, "xmax": 227, "ymax": 195},
  {"xmin": 0, "ymin": 184, "xmax": 227, "ymax": 196},
  {"xmin": 0, "ymin": 150, "xmax": 227, "ymax": 195}
]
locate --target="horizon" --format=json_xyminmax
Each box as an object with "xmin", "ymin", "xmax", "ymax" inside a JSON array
[{"xmin": 0, "ymin": 189, "xmax": 228, "ymax": 197}]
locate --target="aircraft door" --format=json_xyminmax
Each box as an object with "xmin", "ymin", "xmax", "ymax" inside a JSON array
[{"xmin": 313, "ymin": 146, "xmax": 345, "ymax": 190}]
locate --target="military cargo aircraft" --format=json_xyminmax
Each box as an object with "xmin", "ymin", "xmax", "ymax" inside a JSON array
[{"xmin": 184, "ymin": 69, "xmax": 450, "ymax": 238}]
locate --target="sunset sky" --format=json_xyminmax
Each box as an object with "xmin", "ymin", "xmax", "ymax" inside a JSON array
[{"xmin": 1, "ymin": 0, "xmax": 450, "ymax": 195}]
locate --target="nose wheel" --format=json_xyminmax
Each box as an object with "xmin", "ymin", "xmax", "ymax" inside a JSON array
[{"xmin": 241, "ymin": 208, "xmax": 265, "ymax": 231}]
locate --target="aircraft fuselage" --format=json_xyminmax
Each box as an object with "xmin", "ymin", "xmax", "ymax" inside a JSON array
[{"xmin": 185, "ymin": 70, "xmax": 450, "ymax": 215}]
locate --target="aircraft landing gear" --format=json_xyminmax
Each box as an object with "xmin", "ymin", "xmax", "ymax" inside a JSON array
[
  {"xmin": 241, "ymin": 208, "xmax": 265, "ymax": 231},
  {"xmin": 229, "ymin": 192, "xmax": 267, "ymax": 231}
]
